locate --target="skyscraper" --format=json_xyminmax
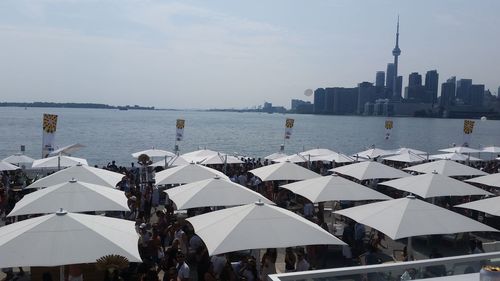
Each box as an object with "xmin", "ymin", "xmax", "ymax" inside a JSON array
[
  {"xmin": 375, "ymin": 71, "xmax": 385, "ymax": 88},
  {"xmin": 391, "ymin": 17, "xmax": 401, "ymax": 101},
  {"xmin": 406, "ymin": 72, "xmax": 424, "ymax": 101},
  {"xmin": 425, "ymin": 70, "xmax": 439, "ymax": 104},
  {"xmin": 313, "ymin": 88, "xmax": 326, "ymax": 114},
  {"xmin": 456, "ymin": 79, "xmax": 473, "ymax": 105},
  {"xmin": 471, "ymin": 84, "xmax": 485, "ymax": 107},
  {"xmin": 440, "ymin": 81, "xmax": 455, "ymax": 107},
  {"xmin": 386, "ymin": 63, "xmax": 395, "ymax": 93}
]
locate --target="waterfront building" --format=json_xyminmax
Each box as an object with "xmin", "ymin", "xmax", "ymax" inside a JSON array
[
  {"xmin": 325, "ymin": 87, "xmax": 358, "ymax": 115},
  {"xmin": 425, "ymin": 70, "xmax": 439, "ymax": 104},
  {"xmin": 386, "ymin": 63, "xmax": 395, "ymax": 94},
  {"xmin": 357, "ymin": 82, "xmax": 375, "ymax": 114},
  {"xmin": 470, "ymin": 84, "xmax": 485, "ymax": 107},
  {"xmin": 440, "ymin": 81, "xmax": 456, "ymax": 107},
  {"xmin": 291, "ymin": 99, "xmax": 313, "ymax": 113},
  {"xmin": 375, "ymin": 71, "xmax": 385, "ymax": 87},
  {"xmin": 405, "ymin": 72, "xmax": 424, "ymax": 102},
  {"xmin": 456, "ymin": 79, "xmax": 473, "ymax": 105},
  {"xmin": 313, "ymin": 88, "xmax": 326, "ymax": 114}
]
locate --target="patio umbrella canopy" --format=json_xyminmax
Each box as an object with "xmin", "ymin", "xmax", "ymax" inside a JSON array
[
  {"xmin": 201, "ymin": 154, "xmax": 244, "ymax": 165},
  {"xmin": 155, "ymin": 163, "xmax": 228, "ymax": 185},
  {"xmin": 131, "ymin": 148, "xmax": 175, "ymax": 158},
  {"xmin": 151, "ymin": 155, "xmax": 190, "ymax": 167},
  {"xmin": 8, "ymin": 179, "xmax": 129, "ymax": 217},
  {"xmin": 430, "ymin": 152, "xmax": 483, "ymax": 162},
  {"xmin": 465, "ymin": 173, "xmax": 500, "ymax": 188},
  {"xmin": 2, "ymin": 154, "xmax": 35, "ymax": 165},
  {"xmin": 456, "ymin": 197, "xmax": 500, "ymax": 217},
  {"xmin": 334, "ymin": 196, "xmax": 497, "ymax": 240},
  {"xmin": 49, "ymin": 143, "xmax": 86, "ymax": 156},
  {"xmin": 165, "ymin": 176, "xmax": 273, "ymax": 209},
  {"xmin": 272, "ymin": 153, "xmax": 309, "ymax": 163},
  {"xmin": 481, "ymin": 146, "xmax": 500, "ymax": 153},
  {"xmin": 380, "ymin": 173, "xmax": 493, "ymax": 198},
  {"xmin": 383, "ymin": 152, "xmax": 427, "ymax": 163},
  {"xmin": 32, "ymin": 155, "xmax": 88, "ymax": 168},
  {"xmin": 264, "ymin": 152, "xmax": 288, "ymax": 161},
  {"xmin": 301, "ymin": 148, "xmax": 339, "ymax": 157},
  {"xmin": 26, "ymin": 163, "xmax": 124, "ymax": 189},
  {"xmin": 389, "ymin": 147, "xmax": 428, "ymax": 155},
  {"xmin": 353, "ymin": 148, "xmax": 393, "ymax": 159},
  {"xmin": 0, "ymin": 210, "xmax": 141, "ymax": 268},
  {"xmin": 249, "ymin": 161, "xmax": 320, "ymax": 181},
  {"xmin": 280, "ymin": 174, "xmax": 392, "ymax": 203},
  {"xmin": 0, "ymin": 161, "xmax": 20, "ymax": 171},
  {"xmin": 330, "ymin": 161, "xmax": 411, "ymax": 181},
  {"xmin": 439, "ymin": 146, "xmax": 481, "ymax": 154},
  {"xmin": 404, "ymin": 160, "xmax": 488, "ymax": 177},
  {"xmin": 181, "ymin": 149, "xmax": 220, "ymax": 163},
  {"xmin": 186, "ymin": 201, "xmax": 346, "ymax": 256}
]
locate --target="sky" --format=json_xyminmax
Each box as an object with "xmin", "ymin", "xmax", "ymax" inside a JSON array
[{"xmin": 0, "ymin": 0, "xmax": 499, "ymax": 109}]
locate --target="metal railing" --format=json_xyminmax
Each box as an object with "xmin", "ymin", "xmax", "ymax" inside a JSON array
[{"xmin": 268, "ymin": 251, "xmax": 500, "ymax": 281}]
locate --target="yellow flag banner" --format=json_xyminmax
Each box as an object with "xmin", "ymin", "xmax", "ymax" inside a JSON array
[
  {"xmin": 385, "ymin": 119, "xmax": 393, "ymax": 140},
  {"xmin": 42, "ymin": 113, "xmax": 58, "ymax": 158},
  {"xmin": 176, "ymin": 119, "xmax": 185, "ymax": 141},
  {"xmin": 284, "ymin": 118, "xmax": 294, "ymax": 140},
  {"xmin": 463, "ymin": 120, "xmax": 475, "ymax": 135}
]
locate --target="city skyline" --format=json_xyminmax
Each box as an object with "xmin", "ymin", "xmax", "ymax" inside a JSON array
[{"xmin": 0, "ymin": 0, "xmax": 499, "ymax": 109}]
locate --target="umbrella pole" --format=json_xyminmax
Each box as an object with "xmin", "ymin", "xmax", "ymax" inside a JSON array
[
  {"xmin": 407, "ymin": 237, "xmax": 413, "ymax": 260},
  {"xmin": 59, "ymin": 265, "xmax": 64, "ymax": 281}
]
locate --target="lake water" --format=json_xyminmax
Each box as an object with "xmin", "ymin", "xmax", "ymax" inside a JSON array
[{"xmin": 1, "ymin": 107, "xmax": 499, "ymax": 167}]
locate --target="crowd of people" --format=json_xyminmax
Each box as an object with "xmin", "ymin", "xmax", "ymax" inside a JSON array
[{"xmin": 1, "ymin": 154, "xmax": 500, "ymax": 281}]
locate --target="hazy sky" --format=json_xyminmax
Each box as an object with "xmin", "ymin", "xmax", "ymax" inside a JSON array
[{"xmin": 0, "ymin": 0, "xmax": 499, "ymax": 109}]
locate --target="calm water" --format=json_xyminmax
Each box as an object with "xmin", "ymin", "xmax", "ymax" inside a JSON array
[{"xmin": 1, "ymin": 107, "xmax": 499, "ymax": 166}]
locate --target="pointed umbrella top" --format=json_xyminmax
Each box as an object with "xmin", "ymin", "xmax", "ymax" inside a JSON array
[
  {"xmin": 430, "ymin": 152, "xmax": 483, "ymax": 162},
  {"xmin": 32, "ymin": 155, "xmax": 88, "ymax": 169},
  {"xmin": 2, "ymin": 154, "xmax": 35, "ymax": 165},
  {"xmin": 249, "ymin": 161, "xmax": 320, "ymax": 181},
  {"xmin": 330, "ymin": 161, "xmax": 411, "ymax": 181},
  {"xmin": 0, "ymin": 161, "xmax": 21, "ymax": 171},
  {"xmin": 49, "ymin": 143, "xmax": 86, "ymax": 156},
  {"xmin": 404, "ymin": 160, "xmax": 487, "ymax": 177},
  {"xmin": 281, "ymin": 174, "xmax": 392, "ymax": 203},
  {"xmin": 155, "ymin": 163, "xmax": 228, "ymax": 185},
  {"xmin": 381, "ymin": 173, "xmax": 492, "ymax": 198},
  {"xmin": 439, "ymin": 146, "xmax": 481, "ymax": 154},
  {"xmin": 465, "ymin": 173, "xmax": 500, "ymax": 188},
  {"xmin": 187, "ymin": 202, "xmax": 345, "ymax": 256},
  {"xmin": 335, "ymin": 196, "xmax": 497, "ymax": 240},
  {"xmin": 131, "ymin": 148, "xmax": 175, "ymax": 158}
]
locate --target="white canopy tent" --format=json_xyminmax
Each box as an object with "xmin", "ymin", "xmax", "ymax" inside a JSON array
[
  {"xmin": 165, "ymin": 176, "xmax": 273, "ymax": 209},
  {"xmin": 380, "ymin": 173, "xmax": 493, "ymax": 198},
  {"xmin": 280, "ymin": 174, "xmax": 392, "ymax": 203},
  {"xmin": 186, "ymin": 201, "xmax": 346, "ymax": 256},
  {"xmin": 249, "ymin": 161, "xmax": 320, "ymax": 181},
  {"xmin": 9, "ymin": 179, "xmax": 130, "ymax": 217},
  {"xmin": 330, "ymin": 161, "xmax": 411, "ymax": 181},
  {"xmin": 404, "ymin": 160, "xmax": 488, "ymax": 177},
  {"xmin": 26, "ymin": 163, "xmax": 124, "ymax": 189}
]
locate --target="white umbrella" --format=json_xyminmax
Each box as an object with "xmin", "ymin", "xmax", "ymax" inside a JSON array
[
  {"xmin": 49, "ymin": 143, "xmax": 86, "ymax": 156},
  {"xmin": 430, "ymin": 152, "xmax": 483, "ymax": 162},
  {"xmin": 272, "ymin": 153, "xmax": 309, "ymax": 163},
  {"xmin": 389, "ymin": 147, "xmax": 428, "ymax": 155},
  {"xmin": 315, "ymin": 153, "xmax": 356, "ymax": 164},
  {"xmin": 151, "ymin": 155, "xmax": 191, "ymax": 167},
  {"xmin": 32, "ymin": 155, "xmax": 88, "ymax": 169},
  {"xmin": 465, "ymin": 173, "xmax": 500, "ymax": 188},
  {"xmin": 456, "ymin": 197, "xmax": 500, "ymax": 217},
  {"xmin": 2, "ymin": 153, "xmax": 35, "ymax": 166},
  {"xmin": 186, "ymin": 201, "xmax": 346, "ymax": 256},
  {"xmin": 481, "ymin": 146, "xmax": 500, "ymax": 153},
  {"xmin": 155, "ymin": 163, "xmax": 228, "ymax": 185},
  {"xmin": 404, "ymin": 160, "xmax": 488, "ymax": 177},
  {"xmin": 0, "ymin": 210, "xmax": 141, "ymax": 268},
  {"xmin": 182, "ymin": 149, "xmax": 220, "ymax": 163},
  {"xmin": 439, "ymin": 146, "xmax": 481, "ymax": 154},
  {"xmin": 9, "ymin": 179, "xmax": 130, "ymax": 217},
  {"xmin": 264, "ymin": 152, "xmax": 288, "ymax": 161},
  {"xmin": 201, "ymin": 154, "xmax": 244, "ymax": 165},
  {"xmin": 26, "ymin": 163, "xmax": 124, "ymax": 189},
  {"xmin": 353, "ymin": 148, "xmax": 393, "ymax": 159},
  {"xmin": 131, "ymin": 148, "xmax": 175, "ymax": 158},
  {"xmin": 330, "ymin": 161, "xmax": 411, "ymax": 180},
  {"xmin": 166, "ymin": 176, "xmax": 273, "ymax": 209},
  {"xmin": 380, "ymin": 173, "xmax": 493, "ymax": 198},
  {"xmin": 335, "ymin": 196, "xmax": 497, "ymax": 240},
  {"xmin": 280, "ymin": 174, "xmax": 392, "ymax": 203},
  {"xmin": 301, "ymin": 148, "xmax": 339, "ymax": 157},
  {"xmin": 383, "ymin": 152, "xmax": 427, "ymax": 163},
  {"xmin": 0, "ymin": 161, "xmax": 20, "ymax": 171},
  {"xmin": 249, "ymin": 161, "xmax": 320, "ymax": 181}
]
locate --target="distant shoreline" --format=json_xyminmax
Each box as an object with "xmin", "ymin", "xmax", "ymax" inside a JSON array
[{"xmin": 0, "ymin": 102, "xmax": 155, "ymax": 110}]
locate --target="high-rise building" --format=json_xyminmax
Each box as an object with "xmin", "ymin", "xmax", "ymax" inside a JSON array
[
  {"xmin": 406, "ymin": 72, "xmax": 425, "ymax": 101},
  {"xmin": 358, "ymin": 82, "xmax": 375, "ymax": 114},
  {"xmin": 440, "ymin": 81, "xmax": 455, "ymax": 107},
  {"xmin": 471, "ymin": 84, "xmax": 485, "ymax": 107},
  {"xmin": 391, "ymin": 17, "xmax": 402, "ymax": 101},
  {"xmin": 456, "ymin": 79, "xmax": 473, "ymax": 105},
  {"xmin": 313, "ymin": 88, "xmax": 326, "ymax": 114},
  {"xmin": 375, "ymin": 71, "xmax": 385, "ymax": 87},
  {"xmin": 425, "ymin": 70, "xmax": 439, "ymax": 104},
  {"xmin": 408, "ymin": 72, "xmax": 422, "ymax": 87},
  {"xmin": 386, "ymin": 63, "xmax": 395, "ymax": 92}
]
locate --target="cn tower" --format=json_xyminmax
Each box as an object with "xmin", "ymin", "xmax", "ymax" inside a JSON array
[{"xmin": 392, "ymin": 16, "xmax": 401, "ymax": 100}]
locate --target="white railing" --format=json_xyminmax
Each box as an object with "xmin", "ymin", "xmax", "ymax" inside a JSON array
[{"xmin": 268, "ymin": 251, "xmax": 500, "ymax": 281}]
